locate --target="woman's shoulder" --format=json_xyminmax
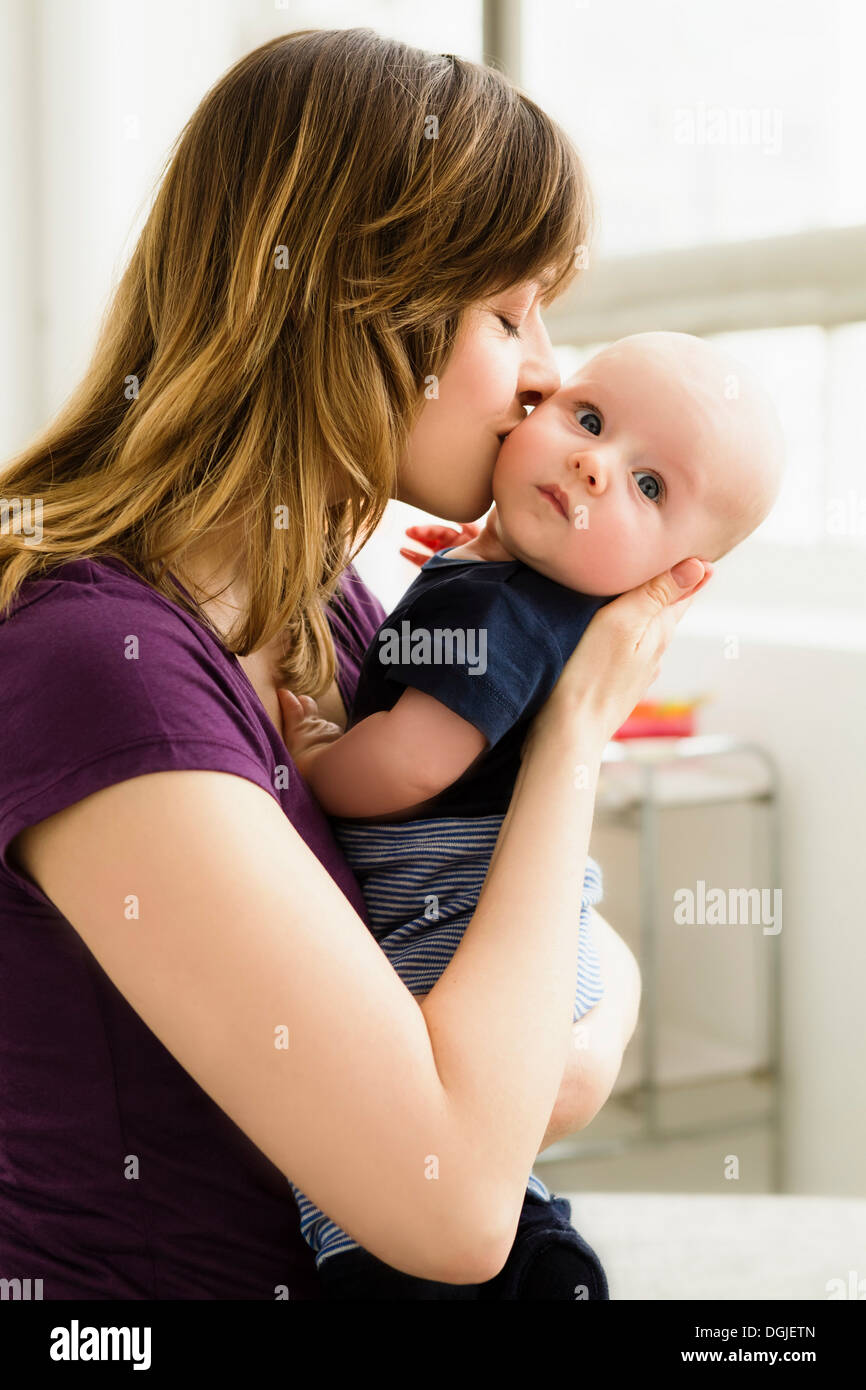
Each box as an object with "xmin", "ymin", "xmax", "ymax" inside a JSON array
[
  {"xmin": 2, "ymin": 554, "xmax": 224, "ymax": 655},
  {"xmin": 0, "ymin": 553, "xmax": 371, "ymax": 918},
  {"xmin": 0, "ymin": 552, "xmax": 279, "ymax": 742},
  {"xmin": 0, "ymin": 555, "xmax": 282, "ymax": 898}
]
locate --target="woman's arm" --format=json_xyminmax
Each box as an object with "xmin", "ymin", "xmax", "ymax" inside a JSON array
[
  {"xmin": 13, "ymin": 770, "xmax": 501, "ymax": 1284},
  {"xmin": 14, "ymin": 561, "xmax": 707, "ymax": 1284},
  {"xmin": 13, "ymin": 725, "xmax": 603, "ymax": 1285},
  {"xmin": 416, "ymin": 908, "xmax": 640, "ymax": 1154}
]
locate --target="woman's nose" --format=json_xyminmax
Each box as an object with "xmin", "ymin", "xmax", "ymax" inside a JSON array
[{"xmin": 515, "ymin": 314, "xmax": 561, "ymax": 408}]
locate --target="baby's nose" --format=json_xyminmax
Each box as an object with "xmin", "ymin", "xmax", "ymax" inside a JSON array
[{"xmin": 573, "ymin": 456, "xmax": 602, "ymax": 487}]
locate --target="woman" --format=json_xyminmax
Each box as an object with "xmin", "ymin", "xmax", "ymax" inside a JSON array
[{"xmin": 0, "ymin": 29, "xmax": 710, "ymax": 1300}]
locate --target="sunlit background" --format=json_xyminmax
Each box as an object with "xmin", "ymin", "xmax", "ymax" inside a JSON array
[{"xmin": 2, "ymin": 0, "xmax": 864, "ymax": 1299}]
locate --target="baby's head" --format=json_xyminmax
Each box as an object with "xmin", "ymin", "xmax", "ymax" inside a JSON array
[{"xmin": 490, "ymin": 331, "xmax": 786, "ymax": 596}]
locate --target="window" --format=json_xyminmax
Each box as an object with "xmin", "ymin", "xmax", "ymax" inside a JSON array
[
  {"xmin": 521, "ymin": 0, "xmax": 866, "ymax": 257},
  {"xmin": 512, "ymin": 0, "xmax": 866, "ymax": 623}
]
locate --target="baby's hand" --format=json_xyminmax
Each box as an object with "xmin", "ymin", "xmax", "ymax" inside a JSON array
[
  {"xmin": 400, "ymin": 521, "xmax": 480, "ymax": 568},
  {"xmin": 277, "ymin": 690, "xmax": 344, "ymax": 779}
]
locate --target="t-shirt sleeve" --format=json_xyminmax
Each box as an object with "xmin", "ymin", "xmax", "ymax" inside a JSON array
[
  {"xmin": 375, "ymin": 579, "xmax": 562, "ymax": 748},
  {"xmin": 0, "ymin": 582, "xmax": 280, "ymax": 908}
]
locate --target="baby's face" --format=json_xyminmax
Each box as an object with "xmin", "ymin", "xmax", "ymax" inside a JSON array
[{"xmin": 490, "ymin": 332, "xmax": 783, "ymax": 595}]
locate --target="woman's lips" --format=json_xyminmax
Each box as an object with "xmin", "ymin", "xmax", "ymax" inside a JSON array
[{"xmin": 537, "ymin": 485, "xmax": 569, "ymax": 520}]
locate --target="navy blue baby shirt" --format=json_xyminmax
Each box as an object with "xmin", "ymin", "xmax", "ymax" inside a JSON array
[{"xmin": 348, "ymin": 548, "xmax": 618, "ymax": 818}]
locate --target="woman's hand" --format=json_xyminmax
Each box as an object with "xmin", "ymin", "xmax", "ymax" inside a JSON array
[
  {"xmin": 277, "ymin": 690, "xmax": 343, "ymax": 780},
  {"xmin": 528, "ymin": 557, "xmax": 714, "ymax": 752},
  {"xmin": 400, "ymin": 521, "xmax": 480, "ymax": 568}
]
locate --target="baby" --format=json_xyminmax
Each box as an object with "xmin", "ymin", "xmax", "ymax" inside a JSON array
[{"xmin": 283, "ymin": 331, "xmax": 786, "ymax": 1296}]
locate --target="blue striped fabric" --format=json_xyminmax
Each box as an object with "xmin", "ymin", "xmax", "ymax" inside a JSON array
[{"xmin": 291, "ymin": 813, "xmax": 605, "ymax": 1267}]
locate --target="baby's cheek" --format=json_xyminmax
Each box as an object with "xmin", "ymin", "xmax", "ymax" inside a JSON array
[
  {"xmin": 570, "ymin": 526, "xmax": 643, "ymax": 595},
  {"xmin": 493, "ymin": 439, "xmax": 527, "ymax": 490}
]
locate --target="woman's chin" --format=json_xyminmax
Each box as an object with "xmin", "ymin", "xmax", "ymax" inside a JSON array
[
  {"xmin": 449, "ymin": 492, "xmax": 494, "ymax": 526},
  {"xmin": 393, "ymin": 482, "xmax": 492, "ymax": 524}
]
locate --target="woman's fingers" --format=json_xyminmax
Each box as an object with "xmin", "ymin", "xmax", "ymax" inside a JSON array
[
  {"xmin": 642, "ymin": 559, "xmax": 706, "ymax": 614},
  {"xmin": 628, "ymin": 559, "xmax": 708, "ymax": 645},
  {"xmin": 539, "ymin": 556, "xmax": 713, "ymax": 748},
  {"xmin": 671, "ymin": 559, "xmax": 714, "ymax": 605},
  {"xmin": 670, "ymin": 557, "xmax": 705, "ymax": 589}
]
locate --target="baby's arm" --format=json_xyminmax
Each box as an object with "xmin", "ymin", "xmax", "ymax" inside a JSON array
[{"xmin": 279, "ymin": 687, "xmax": 487, "ymax": 818}]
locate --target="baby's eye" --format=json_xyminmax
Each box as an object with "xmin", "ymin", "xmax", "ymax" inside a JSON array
[
  {"xmin": 634, "ymin": 470, "xmax": 665, "ymax": 505},
  {"xmin": 576, "ymin": 408, "xmax": 602, "ymax": 436}
]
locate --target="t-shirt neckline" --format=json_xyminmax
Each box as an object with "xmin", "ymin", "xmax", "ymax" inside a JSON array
[{"xmin": 429, "ymin": 546, "xmax": 516, "ymax": 567}]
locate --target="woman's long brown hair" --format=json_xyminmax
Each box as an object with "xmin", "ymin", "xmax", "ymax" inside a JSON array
[{"xmin": 0, "ymin": 27, "xmax": 593, "ymax": 695}]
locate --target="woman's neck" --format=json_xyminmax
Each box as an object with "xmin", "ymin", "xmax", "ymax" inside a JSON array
[
  {"xmin": 173, "ymin": 534, "xmax": 286, "ymax": 719},
  {"xmin": 173, "ymin": 531, "xmax": 347, "ymax": 733},
  {"xmin": 173, "ymin": 530, "xmax": 249, "ymax": 645}
]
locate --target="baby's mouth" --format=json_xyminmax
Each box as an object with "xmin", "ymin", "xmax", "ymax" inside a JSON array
[{"xmin": 537, "ymin": 484, "xmax": 569, "ymax": 520}]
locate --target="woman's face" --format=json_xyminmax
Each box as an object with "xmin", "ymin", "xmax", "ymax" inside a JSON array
[{"xmin": 396, "ymin": 278, "xmax": 563, "ymax": 523}]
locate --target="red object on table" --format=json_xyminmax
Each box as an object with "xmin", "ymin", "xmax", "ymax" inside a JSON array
[{"xmin": 612, "ymin": 701, "xmax": 701, "ymax": 740}]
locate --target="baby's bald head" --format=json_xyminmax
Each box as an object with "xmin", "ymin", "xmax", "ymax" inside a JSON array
[
  {"xmin": 488, "ymin": 328, "xmax": 786, "ymax": 599},
  {"xmin": 587, "ymin": 332, "xmax": 786, "ymax": 563}
]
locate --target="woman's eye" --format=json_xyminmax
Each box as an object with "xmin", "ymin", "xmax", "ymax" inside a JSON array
[
  {"xmin": 634, "ymin": 470, "xmax": 665, "ymax": 505},
  {"xmin": 496, "ymin": 314, "xmax": 522, "ymax": 339},
  {"xmin": 576, "ymin": 408, "xmax": 602, "ymax": 436}
]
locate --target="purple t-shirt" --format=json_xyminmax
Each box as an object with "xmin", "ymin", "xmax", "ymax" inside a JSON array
[{"xmin": 0, "ymin": 554, "xmax": 386, "ymax": 1299}]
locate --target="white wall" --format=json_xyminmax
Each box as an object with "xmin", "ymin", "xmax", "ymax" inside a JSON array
[
  {"xmin": 0, "ymin": 0, "xmax": 38, "ymax": 451},
  {"xmin": 652, "ymin": 613, "xmax": 866, "ymax": 1195},
  {"xmin": 0, "ymin": 0, "xmax": 241, "ymax": 444}
]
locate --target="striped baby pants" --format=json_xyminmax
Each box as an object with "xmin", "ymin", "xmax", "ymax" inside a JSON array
[{"xmin": 290, "ymin": 812, "xmax": 605, "ymax": 1272}]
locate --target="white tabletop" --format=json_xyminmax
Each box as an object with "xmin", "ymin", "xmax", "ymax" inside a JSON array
[{"xmin": 562, "ymin": 1192, "xmax": 866, "ymax": 1300}]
